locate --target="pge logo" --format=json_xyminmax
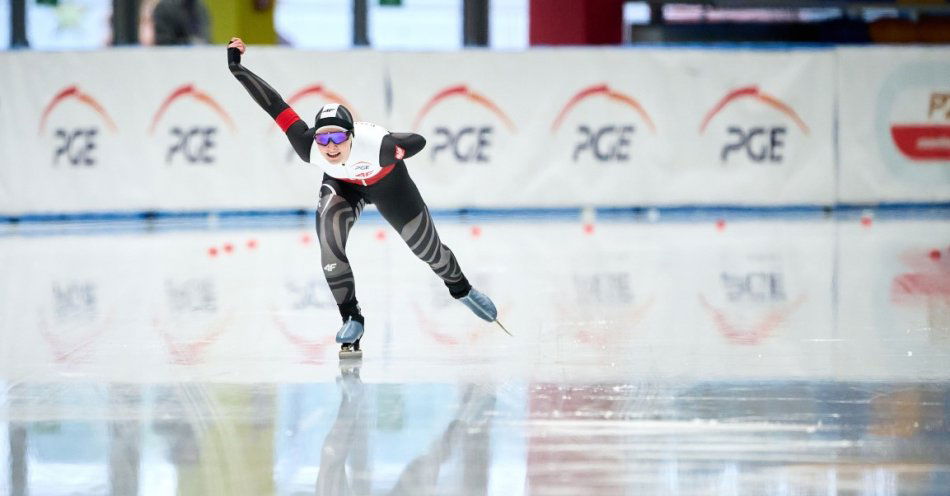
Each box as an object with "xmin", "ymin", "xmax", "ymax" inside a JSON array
[
  {"xmin": 413, "ymin": 85, "xmax": 516, "ymax": 163},
  {"xmin": 39, "ymin": 86, "xmax": 118, "ymax": 167},
  {"xmin": 700, "ymin": 86, "xmax": 809, "ymax": 165},
  {"xmin": 873, "ymin": 62, "xmax": 950, "ymax": 183},
  {"xmin": 551, "ymin": 84, "xmax": 656, "ymax": 163},
  {"xmin": 150, "ymin": 84, "xmax": 236, "ymax": 165},
  {"xmin": 269, "ymin": 84, "xmax": 357, "ymax": 163},
  {"xmin": 889, "ymin": 91, "xmax": 950, "ymax": 161}
]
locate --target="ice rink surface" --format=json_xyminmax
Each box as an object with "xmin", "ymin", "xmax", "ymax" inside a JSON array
[{"xmin": 1, "ymin": 210, "xmax": 949, "ymax": 495}]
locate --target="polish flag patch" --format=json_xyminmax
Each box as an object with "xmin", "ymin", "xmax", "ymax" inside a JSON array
[{"xmin": 395, "ymin": 145, "xmax": 405, "ymax": 160}]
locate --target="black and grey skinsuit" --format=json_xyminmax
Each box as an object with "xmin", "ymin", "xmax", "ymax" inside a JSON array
[{"xmin": 227, "ymin": 47, "xmax": 472, "ymax": 325}]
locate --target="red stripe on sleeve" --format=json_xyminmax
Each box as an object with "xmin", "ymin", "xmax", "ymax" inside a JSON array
[{"xmin": 275, "ymin": 108, "xmax": 301, "ymax": 132}]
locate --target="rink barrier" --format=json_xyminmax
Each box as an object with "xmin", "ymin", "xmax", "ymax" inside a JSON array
[
  {"xmin": 1, "ymin": 45, "xmax": 946, "ymax": 215},
  {"xmin": 3, "ymin": 202, "xmax": 949, "ymax": 235}
]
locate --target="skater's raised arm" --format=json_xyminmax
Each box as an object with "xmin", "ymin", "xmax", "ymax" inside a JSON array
[
  {"xmin": 227, "ymin": 37, "xmax": 314, "ymax": 162},
  {"xmin": 380, "ymin": 132, "xmax": 426, "ymax": 164}
]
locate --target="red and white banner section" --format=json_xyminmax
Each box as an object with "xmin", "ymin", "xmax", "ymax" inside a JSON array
[
  {"xmin": 837, "ymin": 46, "xmax": 950, "ymax": 204},
  {"xmin": 388, "ymin": 49, "xmax": 835, "ymax": 209},
  {"xmin": 0, "ymin": 47, "xmax": 835, "ymax": 215},
  {"xmin": 0, "ymin": 48, "xmax": 387, "ymax": 216}
]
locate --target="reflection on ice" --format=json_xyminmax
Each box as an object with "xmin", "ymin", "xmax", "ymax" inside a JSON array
[
  {"xmin": 307, "ymin": 363, "xmax": 498, "ymax": 496},
  {"xmin": 1, "ymin": 214, "xmax": 949, "ymax": 494},
  {"xmin": 4, "ymin": 378, "xmax": 948, "ymax": 495}
]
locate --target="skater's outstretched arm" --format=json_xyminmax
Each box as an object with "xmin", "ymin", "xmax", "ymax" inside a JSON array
[
  {"xmin": 227, "ymin": 37, "xmax": 314, "ymax": 162},
  {"xmin": 380, "ymin": 133, "xmax": 425, "ymax": 165}
]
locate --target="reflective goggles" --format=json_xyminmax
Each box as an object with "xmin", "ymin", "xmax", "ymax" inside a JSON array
[{"xmin": 315, "ymin": 131, "xmax": 350, "ymax": 146}]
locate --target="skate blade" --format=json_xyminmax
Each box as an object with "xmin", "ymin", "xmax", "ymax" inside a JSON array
[
  {"xmin": 339, "ymin": 350, "xmax": 363, "ymax": 360},
  {"xmin": 494, "ymin": 319, "xmax": 513, "ymax": 337}
]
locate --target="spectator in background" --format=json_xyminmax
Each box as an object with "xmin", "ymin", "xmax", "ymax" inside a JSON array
[{"xmin": 141, "ymin": 0, "xmax": 210, "ymax": 46}]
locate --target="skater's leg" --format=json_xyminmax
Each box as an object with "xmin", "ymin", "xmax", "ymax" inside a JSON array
[
  {"xmin": 369, "ymin": 164, "xmax": 471, "ymax": 298},
  {"xmin": 316, "ymin": 179, "xmax": 366, "ymax": 324},
  {"xmin": 369, "ymin": 164, "xmax": 503, "ymax": 326},
  {"xmin": 397, "ymin": 205, "xmax": 471, "ymax": 297}
]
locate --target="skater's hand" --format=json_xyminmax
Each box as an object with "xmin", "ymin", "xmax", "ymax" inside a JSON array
[{"xmin": 228, "ymin": 37, "xmax": 246, "ymax": 54}]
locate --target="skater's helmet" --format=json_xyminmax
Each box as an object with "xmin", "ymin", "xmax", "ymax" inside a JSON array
[{"xmin": 315, "ymin": 103, "xmax": 354, "ymax": 134}]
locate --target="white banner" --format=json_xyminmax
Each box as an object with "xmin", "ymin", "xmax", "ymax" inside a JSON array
[
  {"xmin": 0, "ymin": 46, "xmax": 859, "ymax": 216},
  {"xmin": 389, "ymin": 49, "xmax": 835, "ymax": 208},
  {"xmin": 837, "ymin": 46, "xmax": 950, "ymax": 204},
  {"xmin": 0, "ymin": 48, "xmax": 386, "ymax": 215}
]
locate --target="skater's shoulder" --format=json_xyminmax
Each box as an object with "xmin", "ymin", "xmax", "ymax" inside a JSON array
[{"xmin": 354, "ymin": 121, "xmax": 389, "ymax": 135}]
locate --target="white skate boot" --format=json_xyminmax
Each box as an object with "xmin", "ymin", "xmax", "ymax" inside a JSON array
[{"xmin": 336, "ymin": 316, "xmax": 364, "ymax": 359}]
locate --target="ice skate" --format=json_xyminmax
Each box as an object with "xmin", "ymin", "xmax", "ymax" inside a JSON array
[
  {"xmin": 336, "ymin": 316, "xmax": 364, "ymax": 359},
  {"xmin": 459, "ymin": 288, "xmax": 512, "ymax": 336}
]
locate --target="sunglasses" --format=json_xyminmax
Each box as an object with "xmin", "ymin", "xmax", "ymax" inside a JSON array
[{"xmin": 315, "ymin": 131, "xmax": 350, "ymax": 146}]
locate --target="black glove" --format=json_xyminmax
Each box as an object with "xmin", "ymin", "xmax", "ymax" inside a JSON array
[{"xmin": 227, "ymin": 46, "xmax": 241, "ymax": 66}]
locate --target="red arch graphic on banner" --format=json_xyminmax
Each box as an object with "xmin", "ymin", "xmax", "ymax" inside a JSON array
[
  {"xmin": 39, "ymin": 86, "xmax": 118, "ymax": 134},
  {"xmin": 150, "ymin": 84, "xmax": 237, "ymax": 135},
  {"xmin": 699, "ymin": 86, "xmax": 809, "ymax": 135},
  {"xmin": 412, "ymin": 84, "xmax": 516, "ymax": 132},
  {"xmin": 550, "ymin": 84, "xmax": 656, "ymax": 134}
]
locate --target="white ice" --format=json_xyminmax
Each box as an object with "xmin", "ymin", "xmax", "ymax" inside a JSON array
[{"xmin": 1, "ymin": 213, "xmax": 948, "ymax": 495}]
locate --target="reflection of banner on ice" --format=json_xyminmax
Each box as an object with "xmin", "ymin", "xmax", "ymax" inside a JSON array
[
  {"xmin": 890, "ymin": 250, "xmax": 949, "ymax": 339},
  {"xmin": 271, "ymin": 307, "xmax": 336, "ymax": 364},
  {"xmin": 891, "ymin": 249, "xmax": 949, "ymax": 304},
  {"xmin": 698, "ymin": 294, "xmax": 806, "ymax": 345},
  {"xmin": 152, "ymin": 310, "xmax": 233, "ymax": 365},
  {"xmin": 526, "ymin": 383, "xmax": 631, "ymax": 494},
  {"xmin": 569, "ymin": 295, "xmax": 655, "ymax": 347},
  {"xmin": 892, "ymin": 272, "xmax": 950, "ymax": 302},
  {"xmin": 38, "ymin": 310, "xmax": 113, "ymax": 365},
  {"xmin": 413, "ymin": 300, "xmax": 507, "ymax": 346}
]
